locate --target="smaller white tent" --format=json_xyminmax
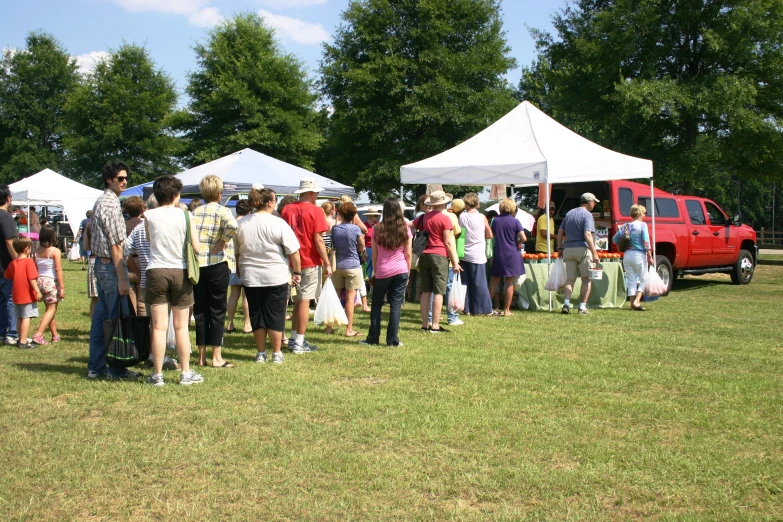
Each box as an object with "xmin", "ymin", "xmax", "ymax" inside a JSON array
[
  {"xmin": 400, "ymin": 101, "xmax": 652, "ymax": 186},
  {"xmin": 10, "ymin": 169, "xmax": 103, "ymax": 233}
]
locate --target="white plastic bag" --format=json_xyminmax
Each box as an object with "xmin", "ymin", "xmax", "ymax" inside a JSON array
[
  {"xmin": 449, "ymin": 272, "xmax": 466, "ymax": 312},
  {"xmin": 166, "ymin": 309, "xmax": 177, "ymax": 351},
  {"xmin": 544, "ymin": 258, "xmax": 567, "ymax": 291},
  {"xmin": 314, "ymin": 278, "xmax": 349, "ymax": 328},
  {"xmin": 644, "ymin": 266, "xmax": 667, "ymax": 297},
  {"xmin": 514, "ymin": 272, "xmax": 527, "ymax": 290},
  {"xmin": 68, "ymin": 243, "xmax": 81, "ymax": 262}
]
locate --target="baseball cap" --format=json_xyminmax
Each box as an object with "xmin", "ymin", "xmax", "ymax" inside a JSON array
[{"xmin": 581, "ymin": 192, "xmax": 600, "ymax": 204}]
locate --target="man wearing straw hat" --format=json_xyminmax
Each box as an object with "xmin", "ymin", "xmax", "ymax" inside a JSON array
[
  {"xmin": 412, "ymin": 190, "xmax": 461, "ymax": 333},
  {"xmin": 362, "ymin": 206, "xmax": 381, "ymax": 280},
  {"xmin": 281, "ymin": 178, "xmax": 332, "ymax": 353}
]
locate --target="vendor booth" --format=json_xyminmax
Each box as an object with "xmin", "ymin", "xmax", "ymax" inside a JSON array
[
  {"xmin": 123, "ymin": 148, "xmax": 355, "ymax": 202},
  {"xmin": 400, "ymin": 101, "xmax": 655, "ymax": 311},
  {"xmin": 10, "ymin": 168, "xmax": 103, "ymax": 243}
]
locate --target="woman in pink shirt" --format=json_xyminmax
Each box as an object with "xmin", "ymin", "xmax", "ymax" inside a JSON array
[{"xmin": 362, "ymin": 199, "xmax": 412, "ymax": 347}]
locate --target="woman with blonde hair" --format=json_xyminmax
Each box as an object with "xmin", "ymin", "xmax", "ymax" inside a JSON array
[
  {"xmin": 613, "ymin": 204, "xmax": 653, "ymax": 311},
  {"xmin": 458, "ymin": 192, "xmax": 494, "ymax": 315},
  {"xmin": 489, "ymin": 198, "xmax": 526, "ymax": 316}
]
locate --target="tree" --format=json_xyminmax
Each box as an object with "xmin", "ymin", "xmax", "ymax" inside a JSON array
[
  {"xmin": 64, "ymin": 44, "xmax": 180, "ymax": 186},
  {"xmin": 0, "ymin": 32, "xmax": 79, "ymax": 182},
  {"xmin": 320, "ymin": 0, "xmax": 518, "ymax": 199},
  {"xmin": 519, "ymin": 0, "xmax": 783, "ymax": 226},
  {"xmin": 177, "ymin": 13, "xmax": 323, "ymax": 170}
]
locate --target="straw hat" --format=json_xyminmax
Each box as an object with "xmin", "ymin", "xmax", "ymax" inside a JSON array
[
  {"xmin": 424, "ymin": 190, "xmax": 453, "ymax": 207},
  {"xmin": 294, "ymin": 178, "xmax": 323, "ymax": 194},
  {"xmin": 364, "ymin": 206, "xmax": 381, "ymax": 216}
]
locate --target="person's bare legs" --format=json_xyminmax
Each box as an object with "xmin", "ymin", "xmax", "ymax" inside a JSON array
[
  {"xmin": 17, "ymin": 317, "xmax": 30, "ymax": 345},
  {"xmin": 489, "ymin": 276, "xmax": 502, "ymax": 310},
  {"xmin": 35, "ymin": 303, "xmax": 57, "ymax": 338},
  {"xmin": 171, "ymin": 305, "xmax": 191, "ymax": 374},
  {"xmin": 431, "ymin": 294, "xmax": 444, "ymax": 329},
  {"xmin": 562, "ymin": 278, "xmax": 577, "ymax": 302},
  {"xmin": 633, "ymin": 290, "xmax": 643, "ymax": 308},
  {"xmin": 253, "ymin": 328, "xmax": 267, "ymax": 354},
  {"xmin": 242, "ymin": 292, "xmax": 251, "ymax": 332},
  {"xmin": 579, "ymin": 277, "xmax": 591, "ymax": 305},
  {"xmin": 502, "ymin": 279, "xmax": 515, "ymax": 315},
  {"xmin": 345, "ymin": 288, "xmax": 360, "ymax": 336},
  {"xmin": 420, "ymin": 291, "xmax": 432, "ymax": 328},
  {"xmin": 226, "ymin": 284, "xmax": 242, "ymax": 331},
  {"xmin": 149, "ymin": 303, "xmax": 169, "ymax": 375},
  {"xmin": 211, "ymin": 345, "xmax": 226, "ymax": 367},
  {"xmin": 292, "ymin": 298, "xmax": 310, "ymax": 337}
]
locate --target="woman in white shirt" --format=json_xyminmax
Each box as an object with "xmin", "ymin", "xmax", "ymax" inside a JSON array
[
  {"xmin": 144, "ymin": 176, "xmax": 201, "ymax": 387},
  {"xmin": 235, "ymin": 187, "xmax": 301, "ymax": 364}
]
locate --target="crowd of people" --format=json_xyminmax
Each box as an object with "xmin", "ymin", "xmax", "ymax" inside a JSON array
[{"xmin": 0, "ymin": 161, "xmax": 654, "ymax": 386}]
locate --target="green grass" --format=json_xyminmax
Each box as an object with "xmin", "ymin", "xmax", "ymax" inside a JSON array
[{"xmin": 1, "ymin": 263, "xmax": 782, "ymax": 521}]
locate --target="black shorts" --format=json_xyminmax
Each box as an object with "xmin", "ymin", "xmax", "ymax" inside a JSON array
[{"xmin": 244, "ymin": 283, "xmax": 289, "ymax": 333}]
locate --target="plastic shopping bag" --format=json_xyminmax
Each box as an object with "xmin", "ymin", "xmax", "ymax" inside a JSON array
[
  {"xmin": 449, "ymin": 272, "xmax": 466, "ymax": 312},
  {"xmin": 314, "ymin": 278, "xmax": 349, "ymax": 328},
  {"xmin": 166, "ymin": 309, "xmax": 176, "ymax": 351},
  {"xmin": 68, "ymin": 243, "xmax": 81, "ymax": 262},
  {"xmin": 644, "ymin": 266, "xmax": 667, "ymax": 297},
  {"xmin": 544, "ymin": 258, "xmax": 567, "ymax": 291}
]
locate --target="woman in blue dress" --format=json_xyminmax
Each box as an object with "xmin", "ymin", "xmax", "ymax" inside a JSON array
[{"xmin": 489, "ymin": 198, "xmax": 526, "ymax": 316}]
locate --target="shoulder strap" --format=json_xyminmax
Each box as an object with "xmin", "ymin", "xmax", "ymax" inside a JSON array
[{"xmin": 183, "ymin": 209, "xmax": 191, "ymax": 255}]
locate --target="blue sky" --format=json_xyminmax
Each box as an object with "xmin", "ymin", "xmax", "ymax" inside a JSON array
[{"xmin": 1, "ymin": 0, "xmax": 567, "ymax": 99}]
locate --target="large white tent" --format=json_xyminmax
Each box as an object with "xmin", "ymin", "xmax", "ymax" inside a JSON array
[
  {"xmin": 123, "ymin": 148, "xmax": 355, "ymax": 201},
  {"xmin": 400, "ymin": 101, "xmax": 653, "ymax": 186},
  {"xmin": 10, "ymin": 169, "xmax": 103, "ymax": 234}
]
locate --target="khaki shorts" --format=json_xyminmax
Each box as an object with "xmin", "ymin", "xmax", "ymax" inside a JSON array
[
  {"xmin": 332, "ymin": 267, "xmax": 364, "ymax": 291},
  {"xmin": 563, "ymin": 247, "xmax": 592, "ymax": 280},
  {"xmin": 296, "ymin": 266, "xmax": 322, "ymax": 301},
  {"xmin": 419, "ymin": 253, "xmax": 449, "ymax": 295},
  {"xmin": 145, "ymin": 268, "xmax": 194, "ymax": 308}
]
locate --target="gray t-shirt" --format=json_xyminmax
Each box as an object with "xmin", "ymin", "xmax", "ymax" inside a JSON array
[{"xmin": 562, "ymin": 206, "xmax": 595, "ymax": 248}]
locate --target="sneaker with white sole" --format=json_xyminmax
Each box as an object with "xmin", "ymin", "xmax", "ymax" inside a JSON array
[
  {"xmin": 87, "ymin": 369, "xmax": 107, "ymax": 379},
  {"xmin": 147, "ymin": 373, "xmax": 165, "ymax": 387},
  {"xmin": 448, "ymin": 319, "xmax": 465, "ymax": 326},
  {"xmin": 255, "ymin": 351, "xmax": 267, "ymax": 363},
  {"xmin": 291, "ymin": 341, "xmax": 318, "ymax": 354},
  {"xmin": 180, "ymin": 370, "xmax": 204, "ymax": 385},
  {"xmin": 578, "ymin": 307, "xmax": 590, "ymax": 315},
  {"xmin": 271, "ymin": 352, "xmax": 284, "ymax": 364},
  {"xmin": 5, "ymin": 336, "xmax": 17, "ymax": 345}
]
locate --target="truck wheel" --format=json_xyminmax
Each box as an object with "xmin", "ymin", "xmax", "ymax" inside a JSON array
[
  {"xmin": 730, "ymin": 249, "xmax": 754, "ymax": 285},
  {"xmin": 655, "ymin": 255, "xmax": 673, "ymax": 296}
]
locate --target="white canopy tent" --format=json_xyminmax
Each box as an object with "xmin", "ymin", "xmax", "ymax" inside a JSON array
[
  {"xmin": 10, "ymin": 168, "xmax": 103, "ymax": 235},
  {"xmin": 400, "ymin": 101, "xmax": 656, "ymax": 311}
]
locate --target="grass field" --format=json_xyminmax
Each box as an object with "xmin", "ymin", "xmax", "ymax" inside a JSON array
[{"xmin": 1, "ymin": 262, "xmax": 782, "ymax": 521}]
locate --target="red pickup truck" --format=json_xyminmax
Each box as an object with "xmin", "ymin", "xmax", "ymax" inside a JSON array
[{"xmin": 548, "ymin": 180, "xmax": 758, "ymax": 294}]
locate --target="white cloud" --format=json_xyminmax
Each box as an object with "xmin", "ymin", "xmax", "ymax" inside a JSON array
[
  {"xmin": 258, "ymin": 0, "xmax": 327, "ymax": 7},
  {"xmin": 258, "ymin": 9, "xmax": 330, "ymax": 45},
  {"xmin": 74, "ymin": 51, "xmax": 110, "ymax": 74},
  {"xmin": 111, "ymin": 0, "xmax": 224, "ymax": 27}
]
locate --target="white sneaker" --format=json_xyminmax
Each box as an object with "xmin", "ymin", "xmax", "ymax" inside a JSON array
[
  {"xmin": 272, "ymin": 352, "xmax": 284, "ymax": 364},
  {"xmin": 448, "ymin": 319, "xmax": 465, "ymax": 326},
  {"xmin": 5, "ymin": 336, "xmax": 17, "ymax": 345},
  {"xmin": 147, "ymin": 373, "xmax": 165, "ymax": 387},
  {"xmin": 180, "ymin": 370, "xmax": 204, "ymax": 385},
  {"xmin": 255, "ymin": 351, "xmax": 267, "ymax": 363}
]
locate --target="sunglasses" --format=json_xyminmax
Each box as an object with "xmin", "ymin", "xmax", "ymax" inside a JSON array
[{"xmin": 115, "ymin": 176, "xmax": 128, "ymax": 182}]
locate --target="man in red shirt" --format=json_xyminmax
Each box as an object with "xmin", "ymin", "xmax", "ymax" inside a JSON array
[{"xmin": 281, "ymin": 178, "xmax": 332, "ymax": 353}]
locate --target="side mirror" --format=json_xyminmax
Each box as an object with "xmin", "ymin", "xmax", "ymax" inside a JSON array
[{"xmin": 732, "ymin": 213, "xmax": 741, "ymax": 226}]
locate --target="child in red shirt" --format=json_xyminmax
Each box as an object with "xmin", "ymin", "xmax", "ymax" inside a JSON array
[{"xmin": 4, "ymin": 236, "xmax": 42, "ymax": 349}]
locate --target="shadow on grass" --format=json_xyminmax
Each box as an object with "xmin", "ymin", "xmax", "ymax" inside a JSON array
[
  {"xmin": 66, "ymin": 356, "xmax": 88, "ymax": 364},
  {"xmin": 14, "ymin": 362, "xmax": 85, "ymax": 376},
  {"xmin": 673, "ymin": 278, "xmax": 730, "ymax": 292}
]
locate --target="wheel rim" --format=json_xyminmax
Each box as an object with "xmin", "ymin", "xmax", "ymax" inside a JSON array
[
  {"xmin": 657, "ymin": 265, "xmax": 670, "ymax": 288},
  {"xmin": 740, "ymin": 256, "xmax": 754, "ymax": 281}
]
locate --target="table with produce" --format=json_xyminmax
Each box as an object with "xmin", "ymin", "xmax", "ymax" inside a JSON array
[{"xmin": 515, "ymin": 251, "xmax": 627, "ymax": 311}]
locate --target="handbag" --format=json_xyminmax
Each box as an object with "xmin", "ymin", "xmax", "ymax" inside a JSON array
[
  {"xmin": 617, "ymin": 224, "xmax": 631, "ymax": 252},
  {"xmin": 103, "ymin": 296, "xmax": 150, "ymax": 368},
  {"xmin": 411, "ymin": 215, "xmax": 429, "ymax": 269},
  {"xmin": 183, "ymin": 210, "xmax": 199, "ymax": 284}
]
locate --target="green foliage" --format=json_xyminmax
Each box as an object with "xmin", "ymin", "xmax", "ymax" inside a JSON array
[
  {"xmin": 519, "ymin": 0, "xmax": 783, "ymax": 227},
  {"xmin": 320, "ymin": 0, "xmax": 518, "ymax": 199},
  {"xmin": 177, "ymin": 13, "xmax": 323, "ymax": 170},
  {"xmin": 63, "ymin": 44, "xmax": 180, "ymax": 186},
  {"xmin": 0, "ymin": 32, "xmax": 78, "ymax": 183}
]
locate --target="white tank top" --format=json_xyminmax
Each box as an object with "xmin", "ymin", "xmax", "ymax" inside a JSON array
[
  {"xmin": 36, "ymin": 248, "xmax": 56, "ymax": 279},
  {"xmin": 146, "ymin": 207, "xmax": 188, "ymax": 270}
]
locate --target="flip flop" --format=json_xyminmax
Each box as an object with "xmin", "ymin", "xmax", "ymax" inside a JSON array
[
  {"xmin": 225, "ymin": 327, "xmax": 236, "ymax": 334},
  {"xmin": 212, "ymin": 361, "xmax": 235, "ymax": 368},
  {"xmin": 346, "ymin": 331, "xmax": 362, "ymax": 337},
  {"xmin": 631, "ymin": 305, "xmax": 647, "ymax": 311}
]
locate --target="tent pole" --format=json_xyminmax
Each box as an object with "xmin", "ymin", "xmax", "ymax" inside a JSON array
[
  {"xmin": 650, "ymin": 179, "xmax": 656, "ymax": 262},
  {"xmin": 546, "ymin": 183, "xmax": 552, "ymax": 312}
]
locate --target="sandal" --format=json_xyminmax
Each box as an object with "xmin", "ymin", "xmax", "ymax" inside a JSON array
[
  {"xmin": 212, "ymin": 361, "xmax": 235, "ymax": 368},
  {"xmin": 51, "ymin": 335, "xmax": 61, "ymax": 343},
  {"xmin": 32, "ymin": 334, "xmax": 49, "ymax": 345},
  {"xmin": 631, "ymin": 305, "xmax": 647, "ymax": 311}
]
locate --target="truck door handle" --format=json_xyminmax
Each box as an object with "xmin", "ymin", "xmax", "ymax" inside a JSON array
[
  {"xmin": 692, "ymin": 231, "xmax": 699, "ymax": 236},
  {"xmin": 712, "ymin": 231, "xmax": 720, "ymax": 236}
]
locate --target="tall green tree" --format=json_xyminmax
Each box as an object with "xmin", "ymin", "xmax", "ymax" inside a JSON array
[
  {"xmin": 177, "ymin": 13, "xmax": 323, "ymax": 170},
  {"xmin": 64, "ymin": 44, "xmax": 180, "ymax": 186},
  {"xmin": 0, "ymin": 32, "xmax": 79, "ymax": 182},
  {"xmin": 519, "ymin": 0, "xmax": 783, "ymax": 226},
  {"xmin": 320, "ymin": 0, "xmax": 518, "ymax": 198}
]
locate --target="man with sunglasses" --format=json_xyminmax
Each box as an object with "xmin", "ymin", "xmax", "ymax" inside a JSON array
[{"xmin": 87, "ymin": 161, "xmax": 143, "ymax": 380}]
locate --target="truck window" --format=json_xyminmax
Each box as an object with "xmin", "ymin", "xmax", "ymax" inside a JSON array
[
  {"xmin": 685, "ymin": 200, "xmax": 706, "ymax": 225},
  {"xmin": 638, "ymin": 197, "xmax": 680, "ymax": 218},
  {"xmin": 559, "ymin": 198, "xmax": 580, "ymax": 217},
  {"xmin": 618, "ymin": 188, "xmax": 633, "ymax": 216},
  {"xmin": 704, "ymin": 202, "xmax": 726, "ymax": 225}
]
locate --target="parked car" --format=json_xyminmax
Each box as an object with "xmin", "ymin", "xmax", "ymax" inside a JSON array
[{"xmin": 548, "ymin": 180, "xmax": 758, "ymax": 294}]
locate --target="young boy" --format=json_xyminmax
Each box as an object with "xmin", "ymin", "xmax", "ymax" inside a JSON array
[{"xmin": 4, "ymin": 236, "xmax": 42, "ymax": 349}]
